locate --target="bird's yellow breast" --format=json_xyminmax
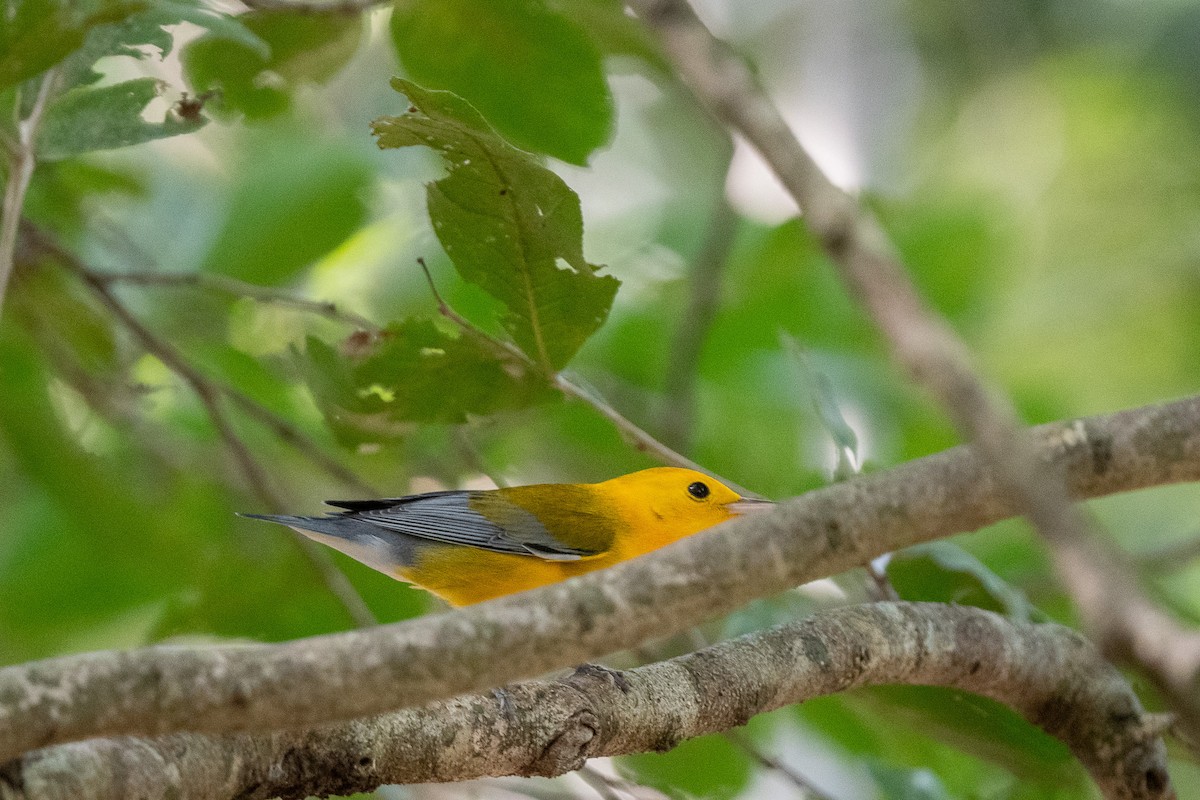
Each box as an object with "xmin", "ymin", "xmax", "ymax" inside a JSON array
[{"xmin": 399, "ymin": 546, "xmax": 620, "ymax": 606}]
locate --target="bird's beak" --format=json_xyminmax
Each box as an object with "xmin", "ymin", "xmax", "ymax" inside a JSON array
[{"xmin": 726, "ymin": 497, "xmax": 775, "ymax": 516}]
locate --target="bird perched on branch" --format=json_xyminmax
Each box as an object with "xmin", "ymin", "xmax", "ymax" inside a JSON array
[{"xmin": 243, "ymin": 467, "xmax": 772, "ymax": 606}]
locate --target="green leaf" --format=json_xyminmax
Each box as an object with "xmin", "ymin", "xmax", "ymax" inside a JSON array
[
  {"xmin": 887, "ymin": 542, "xmax": 1038, "ymax": 621},
  {"xmin": 302, "ymin": 320, "xmax": 555, "ymax": 446},
  {"xmin": 0, "ymin": 0, "xmax": 143, "ymax": 92},
  {"xmin": 861, "ymin": 686, "xmax": 1082, "ymax": 787},
  {"xmin": 60, "ymin": 2, "xmax": 267, "ymax": 90},
  {"xmin": 38, "ymin": 77, "xmax": 205, "ymax": 160},
  {"xmin": 390, "ymin": 0, "xmax": 612, "ymax": 165},
  {"xmin": 782, "ymin": 332, "xmax": 860, "ymax": 479},
  {"xmin": 24, "ymin": 158, "xmax": 146, "ymax": 237},
  {"xmin": 622, "ymin": 734, "xmax": 751, "ymax": 800},
  {"xmin": 868, "ymin": 761, "xmax": 952, "ymax": 800},
  {"xmin": 0, "ymin": 327, "xmax": 181, "ymax": 660},
  {"xmin": 200, "ymin": 137, "xmax": 372, "ymax": 285},
  {"xmin": 182, "ymin": 11, "xmax": 362, "ymax": 119},
  {"xmin": 7, "ymin": 267, "xmax": 117, "ymax": 373},
  {"xmin": 372, "ymin": 79, "xmax": 619, "ymax": 371},
  {"xmin": 544, "ymin": 0, "xmax": 666, "ymax": 69}
]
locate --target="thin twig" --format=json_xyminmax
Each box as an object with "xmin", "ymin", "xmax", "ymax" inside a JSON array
[
  {"xmin": 18, "ymin": 301, "xmax": 181, "ymax": 470},
  {"xmin": 417, "ymin": 258, "xmax": 760, "ymax": 498},
  {"xmin": 552, "ymin": 372, "xmax": 756, "ymax": 497},
  {"xmin": 862, "ymin": 560, "xmax": 900, "ymax": 602},
  {"xmin": 89, "ymin": 269, "xmax": 379, "ymax": 331},
  {"xmin": 220, "ymin": 384, "xmax": 380, "ymax": 497},
  {"xmin": 630, "ymin": 0, "xmax": 1200, "ymax": 745},
  {"xmin": 27, "ymin": 231, "xmax": 378, "ymax": 628},
  {"xmin": 576, "ymin": 765, "xmax": 627, "ymax": 800},
  {"xmin": 1140, "ymin": 534, "xmax": 1200, "ymax": 573},
  {"xmin": 84, "ymin": 233, "xmax": 380, "ymax": 496},
  {"xmin": 84, "ymin": 274, "xmax": 377, "ymax": 628},
  {"xmin": 724, "ymin": 731, "xmax": 832, "ymax": 800},
  {"xmin": 0, "ymin": 69, "xmax": 57, "ymax": 320},
  {"xmin": 577, "ymin": 763, "xmax": 670, "ymax": 800},
  {"xmin": 454, "ymin": 427, "xmax": 510, "ymax": 488},
  {"xmin": 659, "ymin": 190, "xmax": 738, "ymax": 452}
]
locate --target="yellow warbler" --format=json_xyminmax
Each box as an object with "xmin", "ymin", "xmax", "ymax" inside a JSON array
[{"xmin": 244, "ymin": 467, "xmax": 771, "ymax": 606}]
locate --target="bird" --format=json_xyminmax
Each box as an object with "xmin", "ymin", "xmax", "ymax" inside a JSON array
[{"xmin": 242, "ymin": 467, "xmax": 772, "ymax": 606}]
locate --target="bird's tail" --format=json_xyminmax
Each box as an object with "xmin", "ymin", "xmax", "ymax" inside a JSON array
[
  {"xmin": 238, "ymin": 512, "xmax": 419, "ymax": 572},
  {"xmin": 239, "ymin": 512, "xmax": 316, "ymax": 526}
]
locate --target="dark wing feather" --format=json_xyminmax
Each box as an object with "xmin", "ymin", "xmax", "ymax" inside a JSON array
[
  {"xmin": 324, "ymin": 490, "xmax": 464, "ymax": 511},
  {"xmin": 336, "ymin": 491, "xmax": 598, "ymax": 561}
]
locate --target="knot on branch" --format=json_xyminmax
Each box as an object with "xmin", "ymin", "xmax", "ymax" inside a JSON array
[{"xmin": 526, "ymin": 709, "xmax": 599, "ymax": 777}]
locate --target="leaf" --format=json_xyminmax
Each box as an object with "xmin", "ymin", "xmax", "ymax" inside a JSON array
[
  {"xmin": 797, "ymin": 690, "xmax": 1085, "ymax": 794},
  {"xmin": 622, "ymin": 734, "xmax": 751, "ymax": 800},
  {"xmin": 200, "ymin": 137, "xmax": 372, "ymax": 285},
  {"xmin": 868, "ymin": 760, "xmax": 952, "ymax": 800},
  {"xmin": 24, "ymin": 158, "xmax": 146, "ymax": 237},
  {"xmin": 182, "ymin": 11, "xmax": 362, "ymax": 119},
  {"xmin": 302, "ymin": 320, "xmax": 555, "ymax": 446},
  {"xmin": 860, "ymin": 686, "xmax": 1082, "ymax": 786},
  {"xmin": 59, "ymin": 2, "xmax": 268, "ymax": 90},
  {"xmin": 887, "ymin": 542, "xmax": 1038, "ymax": 621},
  {"xmin": 38, "ymin": 77, "xmax": 205, "ymax": 160},
  {"xmin": 782, "ymin": 332, "xmax": 860, "ymax": 479},
  {"xmin": 372, "ymin": 79, "xmax": 620, "ymax": 371},
  {"xmin": 544, "ymin": 0, "xmax": 666, "ymax": 69},
  {"xmin": 390, "ymin": 0, "xmax": 612, "ymax": 165},
  {"xmin": 7, "ymin": 267, "xmax": 117, "ymax": 373},
  {"xmin": 0, "ymin": 0, "xmax": 143, "ymax": 92},
  {"xmin": 0, "ymin": 328, "xmax": 182, "ymax": 661}
]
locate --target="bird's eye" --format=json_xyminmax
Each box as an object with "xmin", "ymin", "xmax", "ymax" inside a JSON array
[{"xmin": 687, "ymin": 481, "xmax": 710, "ymax": 500}]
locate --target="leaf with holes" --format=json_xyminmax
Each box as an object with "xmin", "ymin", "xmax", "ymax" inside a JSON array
[
  {"xmin": 38, "ymin": 77, "xmax": 205, "ymax": 160},
  {"xmin": 390, "ymin": 0, "xmax": 612, "ymax": 165},
  {"xmin": 371, "ymin": 79, "xmax": 619, "ymax": 372}
]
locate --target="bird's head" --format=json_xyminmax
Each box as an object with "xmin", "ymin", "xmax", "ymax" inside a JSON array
[{"xmin": 599, "ymin": 467, "xmax": 774, "ymax": 549}]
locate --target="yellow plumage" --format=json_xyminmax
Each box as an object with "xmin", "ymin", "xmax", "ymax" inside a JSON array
[{"xmin": 244, "ymin": 467, "xmax": 771, "ymax": 606}]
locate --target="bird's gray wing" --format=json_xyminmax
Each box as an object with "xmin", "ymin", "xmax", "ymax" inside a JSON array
[{"xmin": 344, "ymin": 491, "xmax": 598, "ymax": 561}]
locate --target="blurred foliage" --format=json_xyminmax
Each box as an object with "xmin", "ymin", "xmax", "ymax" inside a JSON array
[{"xmin": 1, "ymin": 0, "xmax": 1199, "ymax": 798}]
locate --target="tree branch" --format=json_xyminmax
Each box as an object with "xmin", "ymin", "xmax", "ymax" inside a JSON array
[
  {"xmin": 552, "ymin": 372, "xmax": 756, "ymax": 497},
  {"xmin": 658, "ymin": 191, "xmax": 739, "ymax": 453},
  {"xmin": 0, "ymin": 70, "xmax": 56, "ymax": 320},
  {"xmin": 76, "ymin": 267, "xmax": 379, "ymax": 629},
  {"xmin": 0, "ymin": 395, "xmax": 1196, "ymax": 763},
  {"xmin": 724, "ymin": 730, "xmax": 832, "ymax": 800},
  {"xmin": 9, "ymin": 223, "xmax": 382, "ymax": 629},
  {"xmin": 0, "ymin": 604, "xmax": 1171, "ymax": 800},
  {"xmin": 87, "ymin": 269, "xmax": 379, "ymax": 332},
  {"xmin": 627, "ymin": 0, "xmax": 1200, "ymax": 743}
]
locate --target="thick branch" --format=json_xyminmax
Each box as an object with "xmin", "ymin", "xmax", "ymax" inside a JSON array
[
  {"xmin": 628, "ymin": 0, "xmax": 1200, "ymax": 740},
  {"xmin": 0, "ymin": 396, "xmax": 1197, "ymax": 762},
  {"xmin": 0, "ymin": 604, "xmax": 1171, "ymax": 800}
]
